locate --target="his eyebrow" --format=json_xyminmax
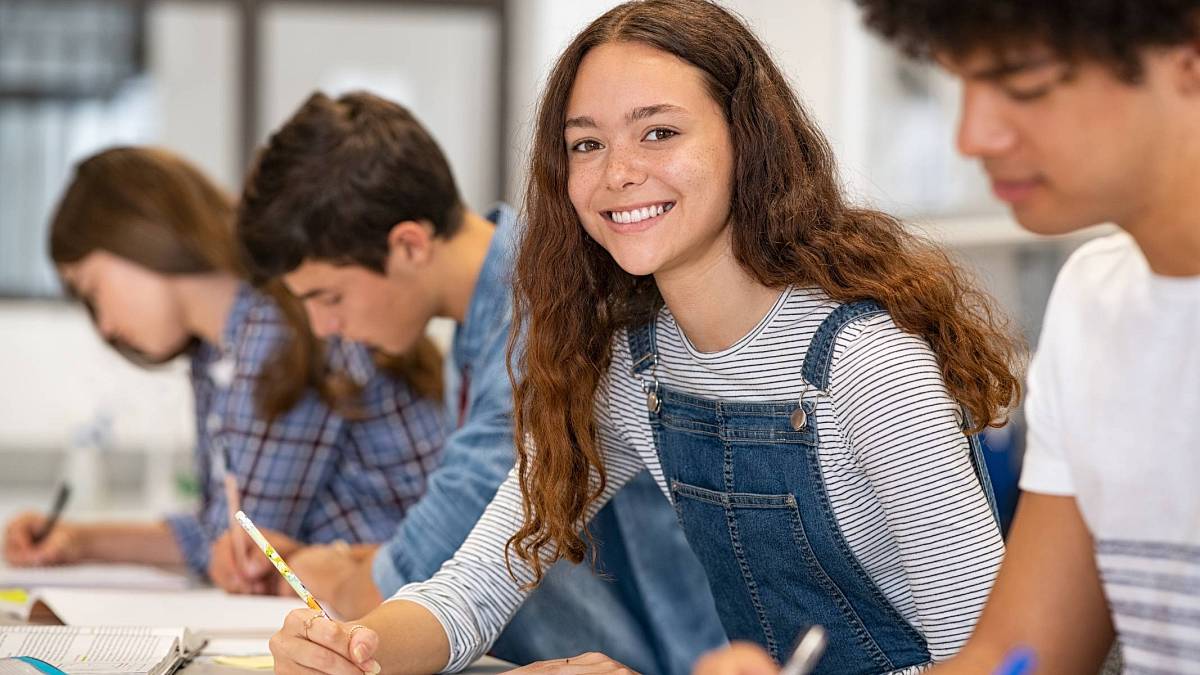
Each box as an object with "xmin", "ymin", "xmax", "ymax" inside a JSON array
[
  {"xmin": 564, "ymin": 104, "xmax": 686, "ymax": 131},
  {"xmin": 969, "ymin": 56, "xmax": 1061, "ymax": 80},
  {"xmin": 293, "ymin": 288, "xmax": 328, "ymax": 301}
]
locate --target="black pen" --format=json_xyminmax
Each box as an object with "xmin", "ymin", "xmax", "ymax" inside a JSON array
[{"xmin": 30, "ymin": 484, "xmax": 71, "ymax": 545}]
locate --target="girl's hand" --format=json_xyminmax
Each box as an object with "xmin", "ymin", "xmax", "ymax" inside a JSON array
[{"xmin": 270, "ymin": 609, "xmax": 382, "ymax": 675}]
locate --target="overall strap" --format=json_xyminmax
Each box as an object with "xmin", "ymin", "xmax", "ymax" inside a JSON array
[
  {"xmin": 627, "ymin": 320, "xmax": 657, "ymax": 376},
  {"xmin": 800, "ymin": 300, "xmax": 886, "ymax": 391}
]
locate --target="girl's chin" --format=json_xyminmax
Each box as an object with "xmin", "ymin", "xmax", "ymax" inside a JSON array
[{"xmin": 607, "ymin": 251, "xmax": 664, "ymax": 278}]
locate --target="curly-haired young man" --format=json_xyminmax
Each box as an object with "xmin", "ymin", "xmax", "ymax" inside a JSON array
[{"xmin": 696, "ymin": 3, "xmax": 1200, "ymax": 675}]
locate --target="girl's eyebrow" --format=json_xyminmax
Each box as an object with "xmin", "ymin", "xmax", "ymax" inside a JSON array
[
  {"xmin": 629, "ymin": 103, "xmax": 684, "ymax": 120},
  {"xmin": 565, "ymin": 115, "xmax": 597, "ymax": 130},
  {"xmin": 565, "ymin": 103, "xmax": 686, "ymax": 130}
]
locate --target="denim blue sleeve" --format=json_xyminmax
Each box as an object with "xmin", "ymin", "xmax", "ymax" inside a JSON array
[
  {"xmin": 164, "ymin": 511, "xmax": 213, "ymax": 574},
  {"xmin": 371, "ymin": 325, "xmax": 516, "ymax": 595}
]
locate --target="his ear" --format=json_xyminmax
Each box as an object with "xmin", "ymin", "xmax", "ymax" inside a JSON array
[
  {"xmin": 1175, "ymin": 38, "xmax": 1200, "ymax": 94},
  {"xmin": 384, "ymin": 220, "xmax": 436, "ymax": 275}
]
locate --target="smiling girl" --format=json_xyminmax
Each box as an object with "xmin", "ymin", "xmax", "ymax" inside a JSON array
[{"xmin": 267, "ymin": 2, "xmax": 1022, "ymax": 674}]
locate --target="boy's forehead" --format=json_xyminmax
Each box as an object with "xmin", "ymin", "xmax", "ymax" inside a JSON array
[{"xmin": 284, "ymin": 259, "xmax": 339, "ymax": 292}]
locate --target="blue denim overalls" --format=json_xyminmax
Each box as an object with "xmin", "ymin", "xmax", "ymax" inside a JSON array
[{"xmin": 627, "ymin": 300, "xmax": 998, "ymax": 675}]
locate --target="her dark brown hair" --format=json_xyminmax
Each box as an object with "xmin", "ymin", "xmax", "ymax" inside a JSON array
[
  {"xmin": 508, "ymin": 0, "xmax": 1023, "ymax": 582},
  {"xmin": 49, "ymin": 146, "xmax": 442, "ymax": 418}
]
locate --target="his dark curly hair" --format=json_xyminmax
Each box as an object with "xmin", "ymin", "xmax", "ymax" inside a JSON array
[{"xmin": 855, "ymin": 1, "xmax": 1200, "ymax": 82}]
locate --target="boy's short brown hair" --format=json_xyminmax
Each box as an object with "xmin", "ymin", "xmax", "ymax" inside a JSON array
[{"xmin": 238, "ymin": 91, "xmax": 463, "ymax": 281}]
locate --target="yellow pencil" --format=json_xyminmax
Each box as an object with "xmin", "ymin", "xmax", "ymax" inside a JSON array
[{"xmin": 234, "ymin": 510, "xmax": 328, "ymax": 617}]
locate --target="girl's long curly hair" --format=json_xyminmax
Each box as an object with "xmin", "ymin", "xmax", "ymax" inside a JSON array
[{"xmin": 508, "ymin": 0, "xmax": 1023, "ymax": 583}]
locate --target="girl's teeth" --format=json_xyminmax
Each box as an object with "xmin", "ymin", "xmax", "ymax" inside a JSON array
[{"xmin": 611, "ymin": 203, "xmax": 671, "ymax": 224}]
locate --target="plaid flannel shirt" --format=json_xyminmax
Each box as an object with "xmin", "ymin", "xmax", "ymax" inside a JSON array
[{"xmin": 166, "ymin": 284, "xmax": 447, "ymax": 575}]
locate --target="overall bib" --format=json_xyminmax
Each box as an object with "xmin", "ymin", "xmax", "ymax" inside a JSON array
[{"xmin": 627, "ymin": 300, "xmax": 998, "ymax": 674}]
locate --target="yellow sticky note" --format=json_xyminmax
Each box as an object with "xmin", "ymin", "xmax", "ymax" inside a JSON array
[
  {"xmin": 0, "ymin": 589, "xmax": 28, "ymax": 604},
  {"xmin": 213, "ymin": 655, "xmax": 274, "ymax": 670}
]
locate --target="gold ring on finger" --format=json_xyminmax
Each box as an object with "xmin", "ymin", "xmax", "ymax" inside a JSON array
[{"xmin": 303, "ymin": 613, "xmax": 322, "ymax": 640}]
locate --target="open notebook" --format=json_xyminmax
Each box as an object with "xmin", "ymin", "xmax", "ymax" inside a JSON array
[{"xmin": 0, "ymin": 626, "xmax": 203, "ymax": 675}]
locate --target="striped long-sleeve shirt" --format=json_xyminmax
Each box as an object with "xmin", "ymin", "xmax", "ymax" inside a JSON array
[{"xmin": 391, "ymin": 286, "xmax": 1004, "ymax": 673}]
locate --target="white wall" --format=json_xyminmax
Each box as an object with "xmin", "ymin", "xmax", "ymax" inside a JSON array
[
  {"xmin": 148, "ymin": 2, "xmax": 240, "ymax": 190},
  {"xmin": 259, "ymin": 3, "xmax": 500, "ymax": 213},
  {"xmin": 0, "ymin": 302, "xmax": 194, "ymax": 512},
  {"xmin": 0, "ymin": 302, "xmax": 192, "ymax": 453},
  {"xmin": 146, "ymin": 1, "xmax": 501, "ymax": 207}
]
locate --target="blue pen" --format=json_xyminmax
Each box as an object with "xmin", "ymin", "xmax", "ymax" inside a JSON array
[{"xmin": 994, "ymin": 648, "xmax": 1036, "ymax": 675}]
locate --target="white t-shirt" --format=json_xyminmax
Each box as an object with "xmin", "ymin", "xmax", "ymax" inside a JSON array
[{"xmin": 1020, "ymin": 232, "xmax": 1200, "ymax": 673}]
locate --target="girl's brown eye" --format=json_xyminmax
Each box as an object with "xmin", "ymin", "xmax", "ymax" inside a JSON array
[
  {"xmin": 570, "ymin": 139, "xmax": 603, "ymax": 153},
  {"xmin": 643, "ymin": 128, "xmax": 678, "ymax": 142}
]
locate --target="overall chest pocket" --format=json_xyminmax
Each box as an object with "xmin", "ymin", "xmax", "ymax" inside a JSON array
[{"xmin": 655, "ymin": 396, "xmax": 818, "ymax": 498}]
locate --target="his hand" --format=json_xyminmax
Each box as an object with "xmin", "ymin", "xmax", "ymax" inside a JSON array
[
  {"xmin": 270, "ymin": 609, "xmax": 381, "ymax": 675},
  {"xmin": 284, "ymin": 544, "xmax": 382, "ymax": 619},
  {"xmin": 3, "ymin": 512, "xmax": 85, "ymax": 566},
  {"xmin": 693, "ymin": 643, "xmax": 779, "ymax": 675},
  {"xmin": 209, "ymin": 526, "xmax": 299, "ymax": 594}
]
